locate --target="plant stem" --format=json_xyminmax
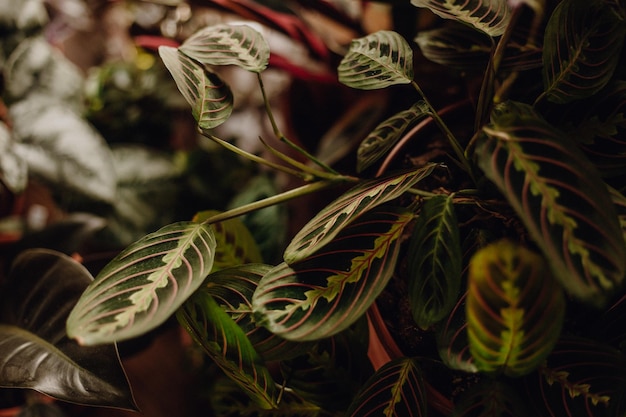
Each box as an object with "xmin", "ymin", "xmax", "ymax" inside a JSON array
[
  {"xmin": 411, "ymin": 81, "xmax": 476, "ymax": 183},
  {"xmin": 200, "ymin": 180, "xmax": 343, "ymax": 225},
  {"xmin": 257, "ymin": 73, "xmax": 340, "ymax": 175}
]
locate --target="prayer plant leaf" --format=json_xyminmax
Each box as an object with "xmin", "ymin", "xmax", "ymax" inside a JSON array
[
  {"xmin": 284, "ymin": 164, "xmax": 436, "ymax": 264},
  {"xmin": 357, "ymin": 101, "xmax": 430, "ymax": 173},
  {"xmin": 467, "ymin": 240, "xmax": 566, "ymax": 377},
  {"xmin": 204, "ymin": 264, "xmax": 313, "ymax": 362},
  {"xmin": 338, "ymin": 30, "xmax": 414, "ymax": 90},
  {"xmin": 179, "ymin": 24, "xmax": 269, "ymax": 73},
  {"xmin": 67, "ymin": 221, "xmax": 216, "ymax": 345},
  {"xmin": 410, "ymin": 0, "xmax": 511, "ymax": 37},
  {"xmin": 408, "ymin": 194, "xmax": 462, "ymax": 330},
  {"xmin": 194, "ymin": 210, "xmax": 263, "ymax": 271},
  {"xmin": 541, "ymin": 0, "xmax": 626, "ymax": 104},
  {"xmin": 453, "ymin": 380, "xmax": 531, "ymax": 417},
  {"xmin": 177, "ymin": 290, "xmax": 278, "ymax": 410},
  {"xmin": 345, "ymin": 357, "xmax": 427, "ymax": 417},
  {"xmin": 475, "ymin": 101, "xmax": 626, "ymax": 307},
  {"xmin": 0, "ymin": 249, "xmax": 136, "ymax": 410},
  {"xmin": 254, "ymin": 206, "xmax": 414, "ymax": 341},
  {"xmin": 436, "ymin": 292, "xmax": 478, "ymax": 373},
  {"xmin": 527, "ymin": 337, "xmax": 626, "ymax": 417},
  {"xmin": 159, "ymin": 46, "xmax": 233, "ymax": 129}
]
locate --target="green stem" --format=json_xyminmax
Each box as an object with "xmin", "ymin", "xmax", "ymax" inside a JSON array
[
  {"xmin": 257, "ymin": 73, "xmax": 340, "ymax": 175},
  {"xmin": 200, "ymin": 180, "xmax": 344, "ymax": 225},
  {"xmin": 411, "ymin": 81, "xmax": 476, "ymax": 183}
]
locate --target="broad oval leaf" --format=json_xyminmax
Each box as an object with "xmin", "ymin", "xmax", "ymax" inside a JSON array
[
  {"xmin": 205, "ymin": 264, "xmax": 312, "ymax": 362},
  {"xmin": 527, "ymin": 337, "xmax": 626, "ymax": 417},
  {"xmin": 475, "ymin": 101, "xmax": 626, "ymax": 306},
  {"xmin": 408, "ymin": 194, "xmax": 462, "ymax": 330},
  {"xmin": 177, "ymin": 290, "xmax": 278, "ymax": 409},
  {"xmin": 467, "ymin": 240, "xmax": 565, "ymax": 377},
  {"xmin": 254, "ymin": 207, "xmax": 413, "ymax": 341},
  {"xmin": 0, "ymin": 249, "xmax": 135, "ymax": 409},
  {"xmin": 67, "ymin": 221, "xmax": 216, "ymax": 345},
  {"xmin": 194, "ymin": 210, "xmax": 263, "ymax": 271},
  {"xmin": 410, "ymin": 0, "xmax": 511, "ymax": 37},
  {"xmin": 284, "ymin": 164, "xmax": 436, "ymax": 264},
  {"xmin": 179, "ymin": 24, "xmax": 269, "ymax": 73},
  {"xmin": 338, "ymin": 30, "xmax": 414, "ymax": 90},
  {"xmin": 541, "ymin": 0, "xmax": 626, "ymax": 103},
  {"xmin": 345, "ymin": 357, "xmax": 427, "ymax": 417},
  {"xmin": 357, "ymin": 101, "xmax": 430, "ymax": 173},
  {"xmin": 453, "ymin": 380, "xmax": 531, "ymax": 417},
  {"xmin": 159, "ymin": 46, "xmax": 233, "ymax": 129}
]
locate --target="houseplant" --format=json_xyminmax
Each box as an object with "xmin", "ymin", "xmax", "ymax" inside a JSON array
[{"xmin": 3, "ymin": 0, "xmax": 626, "ymax": 415}]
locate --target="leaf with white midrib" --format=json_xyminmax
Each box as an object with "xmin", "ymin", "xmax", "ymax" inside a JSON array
[{"xmin": 67, "ymin": 221, "xmax": 216, "ymax": 345}]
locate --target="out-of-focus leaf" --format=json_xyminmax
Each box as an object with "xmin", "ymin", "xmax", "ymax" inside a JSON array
[
  {"xmin": 178, "ymin": 290, "xmax": 278, "ymax": 409},
  {"xmin": 338, "ymin": 30, "xmax": 414, "ymax": 90},
  {"xmin": 541, "ymin": 0, "xmax": 625, "ymax": 103},
  {"xmin": 10, "ymin": 96, "xmax": 116, "ymax": 206},
  {"xmin": 0, "ymin": 122, "xmax": 27, "ymax": 194},
  {"xmin": 284, "ymin": 164, "xmax": 436, "ymax": 264},
  {"xmin": 408, "ymin": 194, "xmax": 462, "ymax": 330},
  {"xmin": 526, "ymin": 337, "xmax": 626, "ymax": 417},
  {"xmin": 205, "ymin": 264, "xmax": 312, "ymax": 362},
  {"xmin": 452, "ymin": 380, "xmax": 531, "ymax": 417},
  {"xmin": 467, "ymin": 240, "xmax": 565, "ymax": 377},
  {"xmin": 280, "ymin": 321, "xmax": 373, "ymax": 412},
  {"xmin": 345, "ymin": 357, "xmax": 427, "ymax": 417},
  {"xmin": 436, "ymin": 292, "xmax": 477, "ymax": 373},
  {"xmin": 255, "ymin": 207, "xmax": 413, "ymax": 341},
  {"xmin": 0, "ymin": 249, "xmax": 136, "ymax": 410},
  {"xmin": 194, "ymin": 210, "xmax": 263, "ymax": 271},
  {"xmin": 159, "ymin": 46, "xmax": 233, "ymax": 129},
  {"xmin": 410, "ymin": 0, "xmax": 511, "ymax": 37},
  {"xmin": 67, "ymin": 221, "xmax": 216, "ymax": 345},
  {"xmin": 357, "ymin": 101, "xmax": 430, "ymax": 173},
  {"xmin": 475, "ymin": 101, "xmax": 626, "ymax": 307},
  {"xmin": 179, "ymin": 24, "xmax": 269, "ymax": 73}
]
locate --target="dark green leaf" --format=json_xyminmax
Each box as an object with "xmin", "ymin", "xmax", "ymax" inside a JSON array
[
  {"xmin": 159, "ymin": 46, "xmax": 233, "ymax": 129},
  {"xmin": 284, "ymin": 164, "xmax": 436, "ymax": 264},
  {"xmin": 436, "ymin": 292, "xmax": 478, "ymax": 373},
  {"xmin": 467, "ymin": 240, "xmax": 565, "ymax": 377},
  {"xmin": 408, "ymin": 194, "xmax": 462, "ymax": 330},
  {"xmin": 178, "ymin": 290, "xmax": 278, "ymax": 409},
  {"xmin": 0, "ymin": 249, "xmax": 135, "ymax": 410},
  {"xmin": 452, "ymin": 380, "xmax": 531, "ymax": 417},
  {"xmin": 338, "ymin": 31, "xmax": 414, "ymax": 90},
  {"xmin": 357, "ymin": 101, "xmax": 430, "ymax": 173},
  {"xmin": 179, "ymin": 24, "xmax": 269, "ymax": 73},
  {"xmin": 255, "ymin": 207, "xmax": 413, "ymax": 341},
  {"xmin": 475, "ymin": 101, "xmax": 626, "ymax": 306},
  {"xmin": 541, "ymin": 0, "xmax": 626, "ymax": 103},
  {"xmin": 346, "ymin": 357, "xmax": 427, "ymax": 417},
  {"xmin": 67, "ymin": 222, "xmax": 216, "ymax": 345},
  {"xmin": 410, "ymin": 0, "xmax": 511, "ymax": 37}
]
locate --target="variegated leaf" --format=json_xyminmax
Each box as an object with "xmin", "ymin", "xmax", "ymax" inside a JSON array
[
  {"xmin": 159, "ymin": 46, "xmax": 233, "ymax": 129},
  {"xmin": 410, "ymin": 0, "xmax": 511, "ymax": 37},
  {"xmin": 205, "ymin": 264, "xmax": 312, "ymax": 362},
  {"xmin": 357, "ymin": 101, "xmax": 430, "ymax": 173},
  {"xmin": 475, "ymin": 101, "xmax": 626, "ymax": 306},
  {"xmin": 177, "ymin": 290, "xmax": 278, "ymax": 409},
  {"xmin": 338, "ymin": 31, "xmax": 414, "ymax": 90},
  {"xmin": 453, "ymin": 380, "xmax": 531, "ymax": 417},
  {"xmin": 67, "ymin": 222, "xmax": 216, "ymax": 345},
  {"xmin": 1, "ymin": 250, "xmax": 135, "ymax": 410},
  {"xmin": 345, "ymin": 357, "xmax": 427, "ymax": 417},
  {"xmin": 467, "ymin": 240, "xmax": 565, "ymax": 377},
  {"xmin": 194, "ymin": 210, "xmax": 263, "ymax": 271},
  {"xmin": 179, "ymin": 24, "xmax": 269, "ymax": 73},
  {"xmin": 408, "ymin": 194, "xmax": 462, "ymax": 330},
  {"xmin": 284, "ymin": 164, "xmax": 436, "ymax": 264},
  {"xmin": 254, "ymin": 207, "xmax": 413, "ymax": 341},
  {"xmin": 527, "ymin": 337, "xmax": 626, "ymax": 417},
  {"xmin": 436, "ymin": 292, "xmax": 478, "ymax": 373},
  {"xmin": 541, "ymin": 0, "xmax": 625, "ymax": 103}
]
